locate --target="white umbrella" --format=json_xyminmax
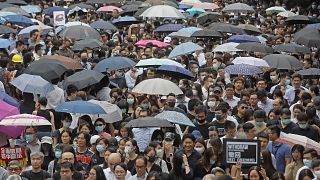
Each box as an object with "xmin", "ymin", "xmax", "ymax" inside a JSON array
[
  {"xmin": 135, "ymin": 58, "xmax": 183, "ymax": 68},
  {"xmin": 232, "ymin": 57, "xmax": 270, "ymax": 67},
  {"xmin": 64, "ymin": 21, "xmax": 90, "ymax": 27},
  {"xmin": 89, "ymin": 100, "xmax": 122, "ymax": 123},
  {"xmin": 277, "ymin": 11, "xmax": 297, "ymax": 18},
  {"xmin": 213, "ymin": 42, "xmax": 241, "ymax": 52},
  {"xmin": 132, "ymin": 78, "xmax": 183, "ymax": 95},
  {"xmin": 168, "ymin": 31, "xmax": 192, "ymax": 38},
  {"xmin": 140, "ymin": 5, "xmax": 185, "ymax": 18},
  {"xmin": 223, "ymin": 3, "xmax": 254, "ymax": 14},
  {"xmin": 10, "ymin": 74, "xmax": 54, "ymax": 95},
  {"xmin": 179, "ymin": 0, "xmax": 201, "ymax": 6},
  {"xmin": 0, "ymin": 114, "xmax": 51, "ymax": 126}
]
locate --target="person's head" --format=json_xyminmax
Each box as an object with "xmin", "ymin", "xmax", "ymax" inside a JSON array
[
  {"xmin": 7, "ymin": 160, "xmax": 23, "ymax": 175},
  {"xmin": 195, "ymin": 105, "xmax": 207, "ymax": 124},
  {"xmin": 144, "ymin": 146, "xmax": 157, "ymax": 164},
  {"xmin": 269, "ymin": 69, "xmax": 279, "ymax": 82},
  {"xmin": 303, "ymin": 148, "xmax": 318, "ymax": 167},
  {"xmin": 146, "ymin": 68, "xmax": 156, "ymax": 79},
  {"xmin": 215, "ymin": 103, "xmax": 228, "ymax": 122},
  {"xmin": 291, "ymin": 144, "xmax": 305, "ymax": 162},
  {"xmin": 272, "ymin": 98, "xmax": 283, "ymax": 111},
  {"xmin": 298, "ymin": 168, "xmax": 315, "ymax": 180},
  {"xmin": 202, "ymin": 147, "xmax": 218, "ymax": 166},
  {"xmin": 114, "ymin": 163, "xmax": 127, "ymax": 180},
  {"xmin": 135, "ymin": 156, "xmax": 147, "ymax": 177},
  {"xmin": 280, "ymin": 108, "xmax": 291, "ymax": 126},
  {"xmin": 243, "ymin": 122, "xmax": 256, "ymax": 139},
  {"xmin": 78, "ymin": 123, "xmax": 92, "ymax": 134},
  {"xmin": 194, "ymin": 138, "xmax": 206, "ymax": 154},
  {"xmin": 208, "ymin": 126, "xmax": 219, "ymax": 140},
  {"xmin": 292, "ymin": 74, "xmax": 303, "ymax": 89},
  {"xmin": 182, "ymin": 133, "xmax": 196, "ymax": 152},
  {"xmin": 297, "ymin": 112, "xmax": 308, "ymax": 129},
  {"xmin": 59, "ymin": 162, "xmax": 74, "ymax": 180},
  {"xmin": 271, "ymin": 172, "xmax": 285, "ymax": 180},
  {"xmin": 234, "ymin": 77, "xmax": 245, "ymax": 91},
  {"xmin": 61, "ymin": 152, "xmax": 75, "ymax": 164},
  {"xmin": 293, "ymin": 104, "xmax": 304, "ymax": 119},
  {"xmin": 224, "ymin": 121, "xmax": 236, "ymax": 139},
  {"xmin": 95, "ymin": 138, "xmax": 109, "ymax": 154},
  {"xmin": 266, "ymin": 125, "xmax": 280, "ymax": 141},
  {"xmin": 40, "ymin": 136, "xmax": 53, "ymax": 154},
  {"xmin": 237, "ymin": 100, "xmax": 249, "ymax": 116},
  {"xmin": 61, "ymin": 129, "xmax": 72, "ymax": 145},
  {"xmin": 77, "ymin": 132, "xmax": 90, "ymax": 148},
  {"xmin": 88, "ymin": 165, "xmax": 106, "ymax": 180},
  {"xmin": 15, "ymin": 40, "xmax": 24, "ymax": 52},
  {"xmin": 225, "ymin": 83, "xmax": 235, "ymax": 98},
  {"xmin": 256, "ymin": 78, "xmax": 266, "ymax": 91},
  {"xmin": 253, "ymin": 110, "xmax": 266, "ymax": 127},
  {"xmin": 258, "ymin": 132, "xmax": 269, "ymax": 150},
  {"xmin": 25, "ymin": 126, "xmax": 38, "ymax": 143},
  {"xmin": 29, "ymin": 29, "xmax": 39, "ymax": 41},
  {"xmin": 35, "ymin": 44, "xmax": 44, "ymax": 55},
  {"xmin": 108, "ymin": 153, "xmax": 121, "ymax": 173},
  {"xmin": 94, "ymin": 118, "xmax": 106, "ymax": 134},
  {"xmin": 247, "ymin": 166, "xmax": 264, "ymax": 180},
  {"xmin": 125, "ymin": 139, "xmax": 138, "ymax": 155},
  {"xmin": 311, "ymin": 159, "xmax": 320, "ymax": 178},
  {"xmin": 30, "ymin": 152, "xmax": 44, "ymax": 170},
  {"xmin": 249, "ymin": 93, "xmax": 258, "ymax": 106}
]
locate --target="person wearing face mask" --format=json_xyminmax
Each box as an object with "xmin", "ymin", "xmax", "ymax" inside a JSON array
[
  {"xmin": 206, "ymin": 95, "xmax": 220, "ymax": 123},
  {"xmin": 267, "ymin": 69, "xmax": 280, "ymax": 92},
  {"xmin": 270, "ymin": 72, "xmax": 292, "ymax": 95},
  {"xmin": 93, "ymin": 118, "xmax": 111, "ymax": 140},
  {"xmin": 33, "ymin": 44, "xmax": 44, "ymax": 61},
  {"xmin": 23, "ymin": 126, "xmax": 41, "ymax": 153},
  {"xmin": 91, "ymin": 138, "xmax": 109, "ymax": 167},
  {"xmin": 194, "ymin": 147, "xmax": 218, "ymax": 179},
  {"xmin": 57, "ymin": 39, "xmax": 74, "ymax": 58},
  {"xmin": 189, "ymin": 61, "xmax": 200, "ymax": 80},
  {"xmin": 187, "ymin": 105, "xmax": 211, "ymax": 139},
  {"xmin": 53, "ymin": 112, "xmax": 72, "ymax": 145},
  {"xmin": 311, "ymin": 159, "xmax": 320, "ymax": 180},
  {"xmin": 279, "ymin": 108, "xmax": 297, "ymax": 134},
  {"xmin": 295, "ymin": 148, "xmax": 319, "ymax": 180},
  {"xmin": 79, "ymin": 50, "xmax": 92, "ymax": 70},
  {"xmin": 39, "ymin": 136, "xmax": 54, "ymax": 171},
  {"xmin": 292, "ymin": 113, "xmax": 320, "ymax": 142},
  {"xmin": 194, "ymin": 138, "xmax": 206, "ymax": 155},
  {"xmin": 137, "ymin": 146, "xmax": 162, "ymax": 174},
  {"xmin": 257, "ymin": 89, "xmax": 273, "ymax": 115},
  {"xmin": 248, "ymin": 110, "xmax": 267, "ymax": 135}
]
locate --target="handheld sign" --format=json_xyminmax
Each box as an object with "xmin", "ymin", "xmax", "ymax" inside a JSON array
[
  {"xmin": 53, "ymin": 11, "xmax": 66, "ymax": 26},
  {"xmin": 0, "ymin": 146, "xmax": 27, "ymax": 167},
  {"xmin": 223, "ymin": 139, "xmax": 260, "ymax": 166}
]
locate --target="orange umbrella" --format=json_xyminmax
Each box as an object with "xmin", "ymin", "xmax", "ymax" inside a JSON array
[{"xmin": 40, "ymin": 55, "xmax": 83, "ymax": 70}]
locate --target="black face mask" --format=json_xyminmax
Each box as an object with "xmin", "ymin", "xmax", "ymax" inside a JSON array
[
  {"xmin": 215, "ymin": 114, "xmax": 223, "ymax": 121},
  {"xmin": 197, "ymin": 118, "xmax": 206, "ymax": 124},
  {"xmin": 166, "ymin": 101, "xmax": 175, "ymax": 108},
  {"xmin": 81, "ymin": 58, "xmax": 88, "ymax": 63},
  {"xmin": 148, "ymin": 156, "xmax": 156, "ymax": 163}
]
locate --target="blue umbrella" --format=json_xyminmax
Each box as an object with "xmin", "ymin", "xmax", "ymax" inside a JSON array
[
  {"xmin": 178, "ymin": 26, "xmax": 202, "ymax": 33},
  {"xmin": 155, "ymin": 111, "xmax": 195, "ymax": 127},
  {"xmin": 178, "ymin": 4, "xmax": 192, "ymax": 9},
  {"xmin": 0, "ymin": 38, "xmax": 13, "ymax": 48},
  {"xmin": 168, "ymin": 42, "xmax": 203, "ymax": 58},
  {"xmin": 306, "ymin": 23, "xmax": 320, "ymax": 30},
  {"xmin": 93, "ymin": 56, "xmax": 136, "ymax": 72},
  {"xmin": 224, "ymin": 64, "xmax": 262, "ymax": 75},
  {"xmin": 43, "ymin": 6, "xmax": 69, "ymax": 16},
  {"xmin": 157, "ymin": 65, "xmax": 193, "ymax": 79},
  {"xmin": 4, "ymin": 15, "xmax": 32, "ymax": 26},
  {"xmin": 20, "ymin": 5, "xmax": 41, "ymax": 14},
  {"xmin": 228, "ymin": 35, "xmax": 260, "ymax": 43},
  {"xmin": 55, "ymin": 101, "xmax": 107, "ymax": 114},
  {"xmin": 112, "ymin": 16, "xmax": 139, "ymax": 24},
  {"xmin": 154, "ymin": 24, "xmax": 184, "ymax": 32},
  {"xmin": 0, "ymin": 91, "xmax": 18, "ymax": 107}
]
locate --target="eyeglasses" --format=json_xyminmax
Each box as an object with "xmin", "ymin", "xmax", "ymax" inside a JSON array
[
  {"xmin": 8, "ymin": 167, "xmax": 20, "ymax": 171},
  {"xmin": 240, "ymin": 106, "xmax": 248, "ymax": 109}
]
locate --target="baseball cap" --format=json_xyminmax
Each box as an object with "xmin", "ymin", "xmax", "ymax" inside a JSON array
[
  {"xmin": 41, "ymin": 136, "xmax": 53, "ymax": 144},
  {"xmin": 164, "ymin": 132, "xmax": 174, "ymax": 142},
  {"xmin": 90, "ymin": 135, "xmax": 100, "ymax": 145},
  {"xmin": 164, "ymin": 36, "xmax": 171, "ymax": 43},
  {"xmin": 191, "ymin": 130, "xmax": 202, "ymax": 139},
  {"xmin": 12, "ymin": 54, "xmax": 22, "ymax": 63}
]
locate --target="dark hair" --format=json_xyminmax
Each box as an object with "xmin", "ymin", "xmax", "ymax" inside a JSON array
[
  {"xmin": 200, "ymin": 147, "xmax": 217, "ymax": 167},
  {"xmin": 303, "ymin": 148, "xmax": 318, "ymax": 158},
  {"xmin": 60, "ymin": 129, "xmax": 73, "ymax": 144},
  {"xmin": 38, "ymin": 97, "xmax": 47, "ymax": 106},
  {"xmin": 298, "ymin": 169, "xmax": 315, "ymax": 179},
  {"xmin": 30, "ymin": 29, "xmax": 39, "ymax": 38},
  {"xmin": 292, "ymin": 73, "xmax": 302, "ymax": 80},
  {"xmin": 77, "ymin": 132, "xmax": 91, "ymax": 147},
  {"xmin": 297, "ymin": 112, "xmax": 308, "ymax": 122},
  {"xmin": 243, "ymin": 122, "xmax": 255, "ymax": 133},
  {"xmin": 182, "ymin": 133, "xmax": 196, "ymax": 143},
  {"xmin": 261, "ymin": 150, "xmax": 276, "ymax": 177},
  {"xmin": 248, "ymin": 166, "xmax": 264, "ymax": 180},
  {"xmin": 271, "ymin": 172, "xmax": 285, "ymax": 180},
  {"xmin": 195, "ymin": 105, "xmax": 207, "ymax": 114},
  {"xmin": 92, "ymin": 165, "xmax": 107, "ymax": 180},
  {"xmin": 113, "ymin": 162, "xmax": 127, "ymax": 172},
  {"xmin": 135, "ymin": 156, "xmax": 147, "ymax": 166},
  {"xmin": 253, "ymin": 110, "xmax": 266, "ymax": 119},
  {"xmin": 224, "ymin": 120, "xmax": 236, "ymax": 131},
  {"xmin": 66, "ymin": 85, "xmax": 78, "ymax": 96},
  {"xmin": 59, "ymin": 162, "xmax": 74, "ymax": 172},
  {"xmin": 268, "ymin": 125, "xmax": 281, "ymax": 138},
  {"xmin": 311, "ymin": 159, "xmax": 320, "ymax": 169},
  {"xmin": 225, "ymin": 83, "xmax": 235, "ymax": 90},
  {"xmin": 280, "ymin": 108, "xmax": 291, "ymax": 116},
  {"xmin": 291, "ymin": 144, "xmax": 305, "ymax": 162},
  {"xmin": 35, "ymin": 44, "xmax": 43, "ymax": 52}
]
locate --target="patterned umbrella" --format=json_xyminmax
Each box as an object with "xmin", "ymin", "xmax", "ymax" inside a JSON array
[
  {"xmin": 0, "ymin": 100, "xmax": 21, "ymax": 138},
  {"xmin": 224, "ymin": 64, "xmax": 262, "ymax": 75},
  {"xmin": 154, "ymin": 24, "xmax": 183, "ymax": 32},
  {"xmin": 0, "ymin": 114, "xmax": 51, "ymax": 126}
]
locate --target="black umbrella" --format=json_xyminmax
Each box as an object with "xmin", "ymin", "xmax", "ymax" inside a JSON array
[
  {"xmin": 64, "ymin": 70, "xmax": 105, "ymax": 90},
  {"xmin": 90, "ymin": 20, "xmax": 118, "ymax": 31},
  {"xmin": 59, "ymin": 25, "xmax": 101, "ymax": 40},
  {"xmin": 273, "ymin": 44, "xmax": 310, "ymax": 54},
  {"xmin": 72, "ymin": 39, "xmax": 103, "ymax": 51},
  {"xmin": 124, "ymin": 117, "xmax": 174, "ymax": 128},
  {"xmin": 0, "ymin": 25, "xmax": 16, "ymax": 34},
  {"xmin": 236, "ymin": 42, "xmax": 273, "ymax": 53},
  {"xmin": 86, "ymin": 0, "xmax": 123, "ymax": 4},
  {"xmin": 191, "ymin": 29, "xmax": 222, "ymax": 38},
  {"xmin": 5, "ymin": 0, "xmax": 27, "ymax": 5},
  {"xmin": 120, "ymin": 5, "xmax": 140, "ymax": 15},
  {"xmin": 24, "ymin": 60, "xmax": 67, "ymax": 81},
  {"xmin": 0, "ymin": 2, "xmax": 18, "ymax": 9},
  {"xmin": 285, "ymin": 15, "xmax": 312, "ymax": 24},
  {"xmin": 93, "ymin": 56, "xmax": 136, "ymax": 72},
  {"xmin": 69, "ymin": 3, "xmax": 95, "ymax": 10},
  {"xmin": 262, "ymin": 54, "xmax": 303, "ymax": 70},
  {"xmin": 196, "ymin": 12, "xmax": 220, "ymax": 24},
  {"xmin": 208, "ymin": 23, "xmax": 245, "ymax": 34},
  {"xmin": 294, "ymin": 68, "xmax": 320, "ymax": 79},
  {"xmin": 238, "ymin": 24, "xmax": 261, "ymax": 35},
  {"xmin": 294, "ymin": 28, "xmax": 320, "ymax": 47},
  {"xmin": 134, "ymin": 7, "xmax": 149, "ymax": 17}
]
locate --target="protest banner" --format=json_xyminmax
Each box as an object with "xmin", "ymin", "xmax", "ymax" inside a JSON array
[
  {"xmin": 53, "ymin": 11, "xmax": 66, "ymax": 26},
  {"xmin": 0, "ymin": 146, "xmax": 27, "ymax": 167}
]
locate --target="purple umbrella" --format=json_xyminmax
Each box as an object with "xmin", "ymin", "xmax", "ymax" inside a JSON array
[
  {"xmin": 228, "ymin": 35, "xmax": 260, "ymax": 43},
  {"xmin": 0, "ymin": 100, "xmax": 23, "ymax": 138}
]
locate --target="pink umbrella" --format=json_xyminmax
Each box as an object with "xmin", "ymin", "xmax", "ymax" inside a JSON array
[
  {"xmin": 0, "ymin": 100, "xmax": 23, "ymax": 138},
  {"xmin": 135, "ymin": 40, "xmax": 170, "ymax": 48},
  {"xmin": 193, "ymin": 3, "xmax": 219, "ymax": 10},
  {"xmin": 97, "ymin": 6, "xmax": 123, "ymax": 12}
]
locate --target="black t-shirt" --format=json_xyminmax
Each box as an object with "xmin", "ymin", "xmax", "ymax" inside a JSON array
[
  {"xmin": 188, "ymin": 122, "xmax": 211, "ymax": 139},
  {"xmin": 210, "ymin": 121, "xmax": 226, "ymax": 138},
  {"xmin": 21, "ymin": 170, "xmax": 51, "ymax": 180}
]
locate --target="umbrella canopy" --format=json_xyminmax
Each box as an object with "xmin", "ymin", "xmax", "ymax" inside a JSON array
[
  {"xmin": 90, "ymin": 20, "xmax": 117, "ymax": 31},
  {"xmin": 135, "ymin": 40, "xmax": 169, "ymax": 48},
  {"xmin": 69, "ymin": 3, "xmax": 95, "ymax": 10},
  {"xmin": 18, "ymin": 25, "xmax": 52, "ymax": 38},
  {"xmin": 178, "ymin": 27, "xmax": 202, "ymax": 33},
  {"xmin": 168, "ymin": 42, "xmax": 203, "ymax": 58},
  {"xmin": 64, "ymin": 70, "xmax": 105, "ymax": 90},
  {"xmin": 0, "ymin": 91, "xmax": 18, "ymax": 107},
  {"xmin": 157, "ymin": 65, "xmax": 193, "ymax": 79},
  {"xmin": 60, "ymin": 25, "xmax": 100, "ymax": 40},
  {"xmin": 112, "ymin": 16, "xmax": 139, "ymax": 25},
  {"xmin": 223, "ymin": 3, "xmax": 254, "ymax": 14},
  {"xmin": 125, "ymin": 117, "xmax": 174, "ymax": 128},
  {"xmin": 193, "ymin": 2, "xmax": 218, "ymax": 10},
  {"xmin": 213, "ymin": 42, "xmax": 241, "ymax": 52},
  {"xmin": 155, "ymin": 111, "xmax": 195, "ymax": 127},
  {"xmin": 87, "ymin": 0, "xmax": 123, "ymax": 4},
  {"xmin": 294, "ymin": 28, "xmax": 320, "ymax": 47},
  {"xmin": 0, "ymin": 3, "xmax": 18, "ymax": 9},
  {"xmin": 20, "ymin": 5, "xmax": 41, "ymax": 14},
  {"xmin": 0, "ymin": 11, "xmax": 17, "ymax": 16},
  {"xmin": 40, "ymin": 55, "xmax": 83, "ymax": 70},
  {"xmin": 5, "ymin": 0, "xmax": 27, "ymax": 5},
  {"xmin": 135, "ymin": 58, "xmax": 183, "ymax": 68},
  {"xmin": 273, "ymin": 44, "xmax": 310, "ymax": 54},
  {"xmin": 232, "ymin": 57, "xmax": 270, "ymax": 67},
  {"xmin": 277, "ymin": 11, "xmax": 297, "ymax": 17},
  {"xmin": 186, "ymin": 8, "xmax": 205, "ymax": 16},
  {"xmin": 154, "ymin": 24, "xmax": 183, "ymax": 32},
  {"xmin": 0, "ymin": 24, "xmax": 16, "ymax": 34},
  {"xmin": 97, "ymin": 6, "xmax": 123, "ymax": 12},
  {"xmin": 209, "ymin": 23, "xmax": 245, "ymax": 34},
  {"xmin": 140, "ymin": 5, "xmax": 185, "ymax": 18},
  {"xmin": 238, "ymin": 24, "xmax": 261, "ymax": 34},
  {"xmin": 179, "ymin": 0, "xmax": 201, "ymax": 6},
  {"xmin": 64, "ymin": 21, "xmax": 90, "ymax": 27},
  {"xmin": 132, "ymin": 78, "xmax": 183, "ymax": 95},
  {"xmin": 43, "ymin": 6, "xmax": 69, "ymax": 16},
  {"xmin": 2, "ymin": 7, "xmax": 30, "ymax": 17},
  {"xmin": 266, "ymin": 6, "xmax": 286, "ymax": 15},
  {"xmin": 0, "ymin": 100, "xmax": 21, "ymax": 138},
  {"xmin": 306, "ymin": 23, "xmax": 320, "ymax": 30},
  {"xmin": 10, "ymin": 74, "xmax": 54, "ymax": 95},
  {"xmin": 263, "ymin": 54, "xmax": 303, "ymax": 70},
  {"xmin": 225, "ymin": 64, "xmax": 262, "ymax": 75},
  {"xmin": 278, "ymin": 133, "xmax": 320, "ymax": 153},
  {"xmin": 55, "ymin": 101, "xmax": 107, "ymax": 114},
  {"xmin": 191, "ymin": 29, "xmax": 222, "ymax": 38},
  {"xmin": 236, "ymin": 42, "xmax": 273, "ymax": 53},
  {"xmin": 25, "ymin": 60, "xmax": 67, "ymax": 81},
  {"xmin": 168, "ymin": 31, "xmax": 193, "ymax": 38},
  {"xmin": 73, "ymin": 39, "xmax": 103, "ymax": 51},
  {"xmin": 0, "ymin": 114, "xmax": 51, "ymax": 126},
  {"xmin": 196, "ymin": 12, "xmax": 220, "ymax": 24},
  {"xmin": 294, "ymin": 68, "xmax": 320, "ymax": 79},
  {"xmin": 228, "ymin": 35, "xmax": 260, "ymax": 43},
  {"xmin": 4, "ymin": 15, "xmax": 32, "ymax": 26},
  {"xmin": 93, "ymin": 56, "xmax": 136, "ymax": 72},
  {"xmin": 0, "ymin": 38, "xmax": 13, "ymax": 48},
  {"xmin": 89, "ymin": 100, "xmax": 122, "ymax": 123},
  {"xmin": 285, "ymin": 15, "xmax": 311, "ymax": 24}
]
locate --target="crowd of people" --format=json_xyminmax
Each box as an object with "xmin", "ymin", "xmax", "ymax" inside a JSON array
[{"xmin": 0, "ymin": 0, "xmax": 320, "ymax": 180}]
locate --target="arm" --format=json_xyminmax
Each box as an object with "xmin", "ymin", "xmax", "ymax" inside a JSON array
[
  {"xmin": 50, "ymin": 112, "xmax": 55, "ymax": 132},
  {"xmin": 285, "ymin": 163, "xmax": 294, "ymax": 180},
  {"xmin": 285, "ymin": 157, "xmax": 291, "ymax": 166},
  {"xmin": 230, "ymin": 162, "xmax": 242, "ymax": 180}
]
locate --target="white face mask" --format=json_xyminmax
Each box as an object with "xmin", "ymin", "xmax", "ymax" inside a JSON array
[
  {"xmin": 207, "ymin": 101, "xmax": 216, "ymax": 108},
  {"xmin": 314, "ymin": 170, "xmax": 320, "ymax": 177},
  {"xmin": 194, "ymin": 147, "xmax": 205, "ymax": 154},
  {"xmin": 192, "ymin": 90, "xmax": 198, "ymax": 96}
]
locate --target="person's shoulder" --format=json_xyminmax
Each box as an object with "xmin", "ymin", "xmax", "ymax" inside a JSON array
[{"xmin": 43, "ymin": 170, "xmax": 51, "ymax": 177}]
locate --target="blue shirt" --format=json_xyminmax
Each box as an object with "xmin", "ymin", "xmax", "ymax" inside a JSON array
[{"xmin": 267, "ymin": 142, "xmax": 291, "ymax": 173}]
